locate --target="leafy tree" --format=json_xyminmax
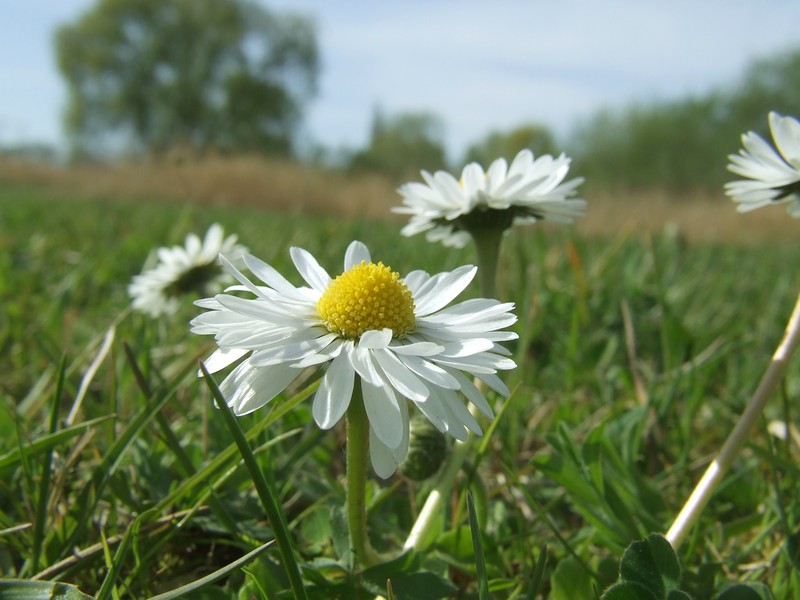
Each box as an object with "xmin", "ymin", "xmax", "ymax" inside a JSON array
[
  {"xmin": 347, "ymin": 109, "xmax": 448, "ymax": 180},
  {"xmin": 463, "ymin": 123, "xmax": 556, "ymax": 167},
  {"xmin": 55, "ymin": 0, "xmax": 319, "ymax": 158}
]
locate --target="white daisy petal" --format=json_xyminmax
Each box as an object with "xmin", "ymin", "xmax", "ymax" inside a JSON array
[
  {"xmin": 312, "ymin": 354, "xmax": 355, "ymax": 429},
  {"xmin": 414, "ymin": 392, "xmax": 450, "ymax": 434},
  {"xmin": 249, "ymin": 332, "xmax": 339, "ymax": 366},
  {"xmin": 440, "ymin": 390, "xmax": 483, "ymax": 436},
  {"xmin": 218, "ymin": 361, "xmax": 301, "ymax": 416},
  {"xmin": 770, "ymin": 111, "xmax": 800, "ymax": 168},
  {"xmin": 362, "ymin": 379, "xmax": 403, "ymax": 449},
  {"xmin": 359, "ymin": 329, "xmax": 393, "ymax": 349},
  {"xmin": 349, "ymin": 345, "xmax": 385, "ymax": 386},
  {"xmin": 475, "ymin": 371, "xmax": 512, "ymax": 397},
  {"xmin": 402, "ymin": 269, "xmax": 430, "ymax": 295},
  {"xmin": 448, "ymin": 368, "xmax": 495, "ymax": 418},
  {"xmin": 413, "ymin": 266, "xmax": 477, "ymax": 316},
  {"xmin": 243, "ymin": 253, "xmax": 307, "ymax": 299},
  {"xmin": 369, "ymin": 426, "xmax": 401, "ymax": 479},
  {"xmin": 396, "ymin": 353, "xmax": 461, "ymax": 390},
  {"xmin": 201, "ymin": 347, "xmax": 248, "ymax": 374},
  {"xmin": 290, "ymin": 246, "xmax": 332, "ymax": 292},
  {"xmin": 373, "ymin": 348, "xmax": 430, "ymax": 402},
  {"xmin": 389, "ymin": 341, "xmax": 445, "ymax": 356},
  {"xmin": 345, "ymin": 241, "xmax": 371, "ymax": 269}
]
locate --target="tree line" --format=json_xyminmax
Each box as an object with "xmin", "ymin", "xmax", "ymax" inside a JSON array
[{"xmin": 53, "ymin": 0, "xmax": 800, "ymax": 192}]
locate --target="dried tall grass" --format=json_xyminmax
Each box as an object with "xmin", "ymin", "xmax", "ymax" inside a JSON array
[
  {"xmin": 0, "ymin": 154, "xmax": 398, "ymax": 219},
  {"xmin": 1, "ymin": 155, "xmax": 796, "ymax": 244}
]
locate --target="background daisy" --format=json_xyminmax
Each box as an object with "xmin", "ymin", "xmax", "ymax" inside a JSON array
[
  {"xmin": 725, "ymin": 111, "xmax": 800, "ymax": 217},
  {"xmin": 129, "ymin": 223, "xmax": 247, "ymax": 317},
  {"xmin": 394, "ymin": 149, "xmax": 586, "ymax": 248}
]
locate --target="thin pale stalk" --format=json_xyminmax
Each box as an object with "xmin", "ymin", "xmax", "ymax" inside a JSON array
[
  {"xmin": 403, "ymin": 433, "xmax": 475, "ymax": 551},
  {"xmin": 666, "ymin": 290, "xmax": 800, "ymax": 548}
]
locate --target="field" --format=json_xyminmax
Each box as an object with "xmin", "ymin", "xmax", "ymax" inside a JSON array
[{"xmin": 1, "ymin": 158, "xmax": 799, "ymax": 599}]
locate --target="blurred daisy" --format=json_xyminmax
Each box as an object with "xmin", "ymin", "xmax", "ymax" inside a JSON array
[
  {"xmin": 129, "ymin": 223, "xmax": 247, "ymax": 317},
  {"xmin": 394, "ymin": 149, "xmax": 586, "ymax": 248},
  {"xmin": 726, "ymin": 111, "xmax": 800, "ymax": 217},
  {"xmin": 191, "ymin": 241, "xmax": 517, "ymax": 478}
]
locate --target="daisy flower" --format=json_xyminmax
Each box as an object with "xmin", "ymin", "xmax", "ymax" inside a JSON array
[
  {"xmin": 725, "ymin": 111, "xmax": 800, "ymax": 217},
  {"xmin": 191, "ymin": 241, "xmax": 517, "ymax": 478},
  {"xmin": 129, "ymin": 223, "xmax": 247, "ymax": 317},
  {"xmin": 394, "ymin": 149, "xmax": 586, "ymax": 248}
]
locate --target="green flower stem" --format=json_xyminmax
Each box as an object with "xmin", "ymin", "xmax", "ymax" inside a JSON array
[
  {"xmin": 346, "ymin": 383, "xmax": 381, "ymax": 567},
  {"xmin": 404, "ymin": 226, "xmax": 505, "ymax": 552},
  {"xmin": 471, "ymin": 227, "xmax": 505, "ymax": 298},
  {"xmin": 665, "ymin": 290, "xmax": 800, "ymax": 549}
]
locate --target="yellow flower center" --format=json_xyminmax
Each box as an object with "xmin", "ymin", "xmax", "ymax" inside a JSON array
[{"xmin": 316, "ymin": 261, "xmax": 416, "ymax": 339}]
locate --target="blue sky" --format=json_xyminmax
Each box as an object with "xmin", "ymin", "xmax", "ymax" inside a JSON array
[{"xmin": 3, "ymin": 0, "xmax": 800, "ymax": 160}]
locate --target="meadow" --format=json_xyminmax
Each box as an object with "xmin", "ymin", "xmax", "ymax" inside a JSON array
[{"xmin": 1, "ymin": 158, "xmax": 799, "ymax": 599}]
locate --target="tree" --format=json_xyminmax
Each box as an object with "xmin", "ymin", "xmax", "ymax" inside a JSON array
[
  {"xmin": 55, "ymin": 0, "xmax": 319, "ymax": 158},
  {"xmin": 463, "ymin": 123, "xmax": 556, "ymax": 167},
  {"xmin": 347, "ymin": 109, "xmax": 448, "ymax": 180}
]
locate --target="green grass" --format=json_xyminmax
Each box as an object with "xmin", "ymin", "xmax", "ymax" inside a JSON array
[{"xmin": 1, "ymin": 183, "xmax": 799, "ymax": 598}]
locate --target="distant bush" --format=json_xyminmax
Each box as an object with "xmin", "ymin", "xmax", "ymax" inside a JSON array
[
  {"xmin": 569, "ymin": 45, "xmax": 800, "ymax": 193},
  {"xmin": 462, "ymin": 123, "xmax": 557, "ymax": 168},
  {"xmin": 346, "ymin": 109, "xmax": 448, "ymax": 180}
]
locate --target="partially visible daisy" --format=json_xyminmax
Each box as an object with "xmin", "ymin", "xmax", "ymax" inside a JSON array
[
  {"xmin": 129, "ymin": 223, "xmax": 247, "ymax": 317},
  {"xmin": 394, "ymin": 149, "xmax": 586, "ymax": 248},
  {"xmin": 191, "ymin": 240, "xmax": 517, "ymax": 478},
  {"xmin": 725, "ymin": 111, "xmax": 800, "ymax": 217}
]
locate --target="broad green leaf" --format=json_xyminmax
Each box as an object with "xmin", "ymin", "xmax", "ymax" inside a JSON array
[
  {"xmin": 716, "ymin": 584, "xmax": 769, "ymax": 600},
  {"xmin": 602, "ymin": 582, "xmax": 659, "ymax": 600},
  {"xmin": 0, "ymin": 580, "xmax": 94, "ymax": 600},
  {"xmin": 551, "ymin": 555, "xmax": 595, "ymax": 600},
  {"xmin": 618, "ymin": 534, "xmax": 682, "ymax": 596}
]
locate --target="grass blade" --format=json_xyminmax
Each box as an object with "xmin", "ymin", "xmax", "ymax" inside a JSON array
[
  {"xmin": 29, "ymin": 355, "xmax": 66, "ymax": 575},
  {"xmin": 0, "ymin": 415, "xmax": 115, "ymax": 475},
  {"xmin": 95, "ymin": 509, "xmax": 157, "ymax": 600},
  {"xmin": 467, "ymin": 491, "xmax": 490, "ymax": 600},
  {"xmin": 525, "ymin": 543, "xmax": 548, "ymax": 600},
  {"xmin": 148, "ymin": 540, "xmax": 275, "ymax": 600},
  {"xmin": 198, "ymin": 361, "xmax": 309, "ymax": 600}
]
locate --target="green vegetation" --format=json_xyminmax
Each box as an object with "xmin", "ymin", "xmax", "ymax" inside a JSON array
[
  {"xmin": 1, "ymin": 184, "xmax": 798, "ymax": 598},
  {"xmin": 347, "ymin": 110, "xmax": 449, "ymax": 180},
  {"xmin": 55, "ymin": 0, "xmax": 319, "ymax": 158},
  {"xmin": 464, "ymin": 124, "xmax": 557, "ymax": 168}
]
